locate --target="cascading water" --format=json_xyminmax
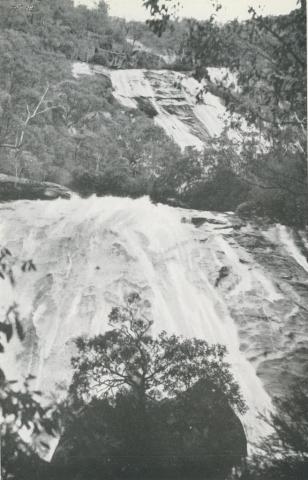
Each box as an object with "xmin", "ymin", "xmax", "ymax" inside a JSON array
[
  {"xmin": 1, "ymin": 195, "xmax": 308, "ymax": 460},
  {"xmin": 73, "ymin": 62, "xmax": 244, "ymax": 150},
  {"xmin": 0, "ymin": 195, "xmax": 294, "ymax": 444}
]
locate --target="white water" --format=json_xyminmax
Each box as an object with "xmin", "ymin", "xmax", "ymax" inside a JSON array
[
  {"xmin": 277, "ymin": 225, "xmax": 308, "ymax": 273},
  {"xmin": 1, "ymin": 196, "xmax": 275, "ymax": 450},
  {"xmin": 126, "ymin": 38, "xmax": 177, "ymax": 64},
  {"xmin": 73, "ymin": 62, "xmax": 246, "ymax": 150},
  {"xmin": 110, "ymin": 68, "xmax": 230, "ymax": 149}
]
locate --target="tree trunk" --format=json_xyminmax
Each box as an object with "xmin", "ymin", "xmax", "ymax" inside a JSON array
[{"xmin": 136, "ymin": 384, "xmax": 149, "ymax": 457}]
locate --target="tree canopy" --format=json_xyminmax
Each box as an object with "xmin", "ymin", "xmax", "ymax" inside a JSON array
[
  {"xmin": 54, "ymin": 292, "xmax": 247, "ymax": 479},
  {"xmin": 70, "ymin": 292, "xmax": 245, "ymax": 411}
]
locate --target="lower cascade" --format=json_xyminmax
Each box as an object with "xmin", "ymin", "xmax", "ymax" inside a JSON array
[{"xmin": 1, "ymin": 195, "xmax": 308, "ymax": 454}]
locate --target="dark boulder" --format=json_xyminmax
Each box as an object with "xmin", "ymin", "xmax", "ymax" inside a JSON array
[
  {"xmin": 0, "ymin": 174, "xmax": 71, "ymax": 201},
  {"xmin": 135, "ymin": 97, "xmax": 158, "ymax": 118}
]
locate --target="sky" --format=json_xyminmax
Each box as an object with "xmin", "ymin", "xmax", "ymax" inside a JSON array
[{"xmin": 75, "ymin": 0, "xmax": 299, "ymax": 22}]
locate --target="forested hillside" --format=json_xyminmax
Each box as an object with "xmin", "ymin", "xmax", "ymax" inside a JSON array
[
  {"xmin": 0, "ymin": 0, "xmax": 306, "ymax": 226},
  {"xmin": 0, "ymin": 0, "xmax": 185, "ymax": 198}
]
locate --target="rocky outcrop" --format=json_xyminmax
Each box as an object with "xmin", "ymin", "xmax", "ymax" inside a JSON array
[
  {"xmin": 0, "ymin": 174, "xmax": 71, "ymax": 201},
  {"xmin": 192, "ymin": 216, "xmax": 308, "ymax": 399},
  {"xmin": 135, "ymin": 96, "xmax": 158, "ymax": 117}
]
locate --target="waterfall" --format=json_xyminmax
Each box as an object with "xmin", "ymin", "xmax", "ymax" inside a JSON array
[
  {"xmin": 73, "ymin": 62, "xmax": 246, "ymax": 150},
  {"xmin": 276, "ymin": 225, "xmax": 308, "ymax": 274},
  {"xmin": 109, "ymin": 68, "xmax": 226, "ymax": 149},
  {"xmin": 0, "ymin": 195, "xmax": 280, "ymax": 447}
]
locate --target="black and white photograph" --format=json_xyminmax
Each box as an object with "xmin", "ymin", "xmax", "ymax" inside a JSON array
[{"xmin": 0, "ymin": 0, "xmax": 307, "ymax": 479}]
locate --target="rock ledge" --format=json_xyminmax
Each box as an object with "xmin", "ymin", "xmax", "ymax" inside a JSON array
[{"xmin": 0, "ymin": 174, "xmax": 71, "ymax": 201}]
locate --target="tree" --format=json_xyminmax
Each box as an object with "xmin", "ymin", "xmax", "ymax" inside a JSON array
[
  {"xmin": 0, "ymin": 29, "xmax": 70, "ymax": 178},
  {"xmin": 58, "ymin": 292, "xmax": 247, "ymax": 479},
  {"xmin": 0, "ymin": 85, "xmax": 61, "ymax": 177},
  {"xmin": 71, "ymin": 292, "xmax": 245, "ymax": 411}
]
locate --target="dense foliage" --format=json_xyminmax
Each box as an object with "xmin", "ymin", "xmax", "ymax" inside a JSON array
[
  {"xmin": 51, "ymin": 292, "xmax": 246, "ymax": 479},
  {"xmin": 0, "ymin": 0, "xmax": 306, "ymax": 227},
  {"xmin": 0, "ymin": 1, "xmax": 187, "ymax": 199},
  {"xmin": 144, "ymin": 0, "xmax": 307, "ymax": 226}
]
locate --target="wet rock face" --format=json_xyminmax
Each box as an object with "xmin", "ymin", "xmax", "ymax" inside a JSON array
[
  {"xmin": 1, "ymin": 196, "xmax": 307, "ymax": 452},
  {"xmin": 239, "ymin": 231, "xmax": 308, "ymax": 398},
  {"xmin": 194, "ymin": 216, "xmax": 308, "ymax": 399},
  {"xmin": 135, "ymin": 96, "xmax": 158, "ymax": 117},
  {"xmin": 0, "ymin": 174, "xmax": 71, "ymax": 201},
  {"xmin": 73, "ymin": 62, "xmax": 242, "ymax": 151}
]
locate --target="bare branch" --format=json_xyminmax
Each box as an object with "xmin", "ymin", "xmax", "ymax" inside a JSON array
[
  {"xmin": 35, "ymin": 106, "xmax": 59, "ymax": 116},
  {"xmin": 30, "ymin": 85, "xmax": 50, "ymax": 119},
  {"xmin": 0, "ymin": 86, "xmax": 59, "ymax": 156},
  {"xmin": 0, "ymin": 143, "xmax": 19, "ymax": 149}
]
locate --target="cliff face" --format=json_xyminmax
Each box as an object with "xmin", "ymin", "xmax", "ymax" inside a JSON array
[
  {"xmin": 1, "ymin": 195, "xmax": 307, "ymax": 459},
  {"xmin": 191, "ymin": 216, "xmax": 308, "ymax": 398}
]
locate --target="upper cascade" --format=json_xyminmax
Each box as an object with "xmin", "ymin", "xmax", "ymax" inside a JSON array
[
  {"xmin": 72, "ymin": 62, "xmax": 243, "ymax": 150},
  {"xmin": 1, "ymin": 195, "xmax": 307, "ymax": 459}
]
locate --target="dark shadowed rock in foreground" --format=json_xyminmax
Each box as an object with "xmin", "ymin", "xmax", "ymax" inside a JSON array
[{"xmin": 0, "ymin": 174, "xmax": 71, "ymax": 201}]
